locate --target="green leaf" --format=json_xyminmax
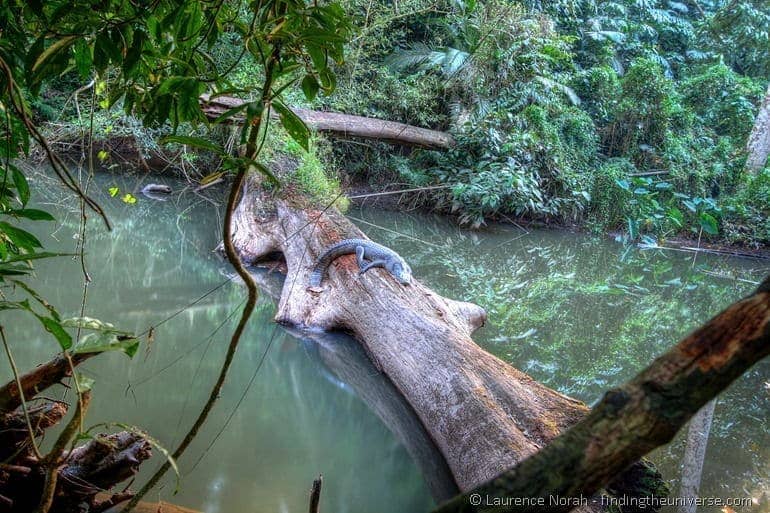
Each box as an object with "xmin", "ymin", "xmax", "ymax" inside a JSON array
[
  {"xmin": 253, "ymin": 162, "xmax": 280, "ymax": 186},
  {"xmin": 0, "ymin": 222, "xmax": 43, "ymax": 251},
  {"xmin": 9, "ymin": 278, "xmax": 61, "ymax": 319},
  {"xmin": 122, "ymin": 193, "xmax": 137, "ymax": 205},
  {"xmin": 1, "ymin": 252, "xmax": 68, "ymax": 264},
  {"xmin": 11, "ymin": 166, "xmax": 30, "ymax": 206},
  {"xmin": 699, "ymin": 212, "xmax": 719, "ymax": 235},
  {"xmin": 73, "ymin": 39, "xmax": 93, "ymax": 80},
  {"xmin": 72, "ymin": 331, "xmax": 139, "ymax": 357},
  {"xmin": 273, "ymin": 101, "xmax": 310, "ymax": 151},
  {"xmin": 212, "ymin": 103, "xmax": 249, "ymax": 124},
  {"xmin": 301, "ymin": 74, "xmax": 320, "ymax": 101},
  {"xmin": 75, "ymin": 373, "xmax": 95, "ymax": 392},
  {"xmin": 667, "ymin": 207, "xmax": 684, "ymax": 228},
  {"xmin": 160, "ymin": 135, "xmax": 225, "ymax": 155},
  {"xmin": 9, "ymin": 209, "xmax": 55, "ymax": 221},
  {"xmin": 35, "ymin": 315, "xmax": 72, "ymax": 350},
  {"xmin": 318, "ymin": 67, "xmax": 337, "ymax": 93},
  {"xmin": 108, "ymin": 187, "xmax": 119, "ymax": 197},
  {"xmin": 32, "ymin": 35, "xmax": 77, "ymax": 73}
]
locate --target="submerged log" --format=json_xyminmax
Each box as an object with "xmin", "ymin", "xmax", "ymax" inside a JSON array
[
  {"xmin": 678, "ymin": 400, "xmax": 716, "ymax": 513},
  {"xmin": 224, "ymin": 187, "xmax": 658, "ymax": 500},
  {"xmin": 200, "ymin": 94, "xmax": 455, "ymax": 150}
]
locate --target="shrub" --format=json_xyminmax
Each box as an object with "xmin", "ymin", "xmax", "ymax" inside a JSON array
[{"xmin": 680, "ymin": 63, "xmax": 765, "ymax": 141}]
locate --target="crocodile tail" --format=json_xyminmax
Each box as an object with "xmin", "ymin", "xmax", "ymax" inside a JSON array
[{"xmin": 308, "ymin": 239, "xmax": 361, "ymax": 287}]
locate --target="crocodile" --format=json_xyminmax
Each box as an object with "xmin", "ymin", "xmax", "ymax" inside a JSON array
[{"xmin": 309, "ymin": 239, "xmax": 412, "ymax": 288}]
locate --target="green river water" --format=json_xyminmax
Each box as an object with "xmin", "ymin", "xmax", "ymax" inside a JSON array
[{"xmin": 2, "ymin": 172, "xmax": 768, "ymax": 513}]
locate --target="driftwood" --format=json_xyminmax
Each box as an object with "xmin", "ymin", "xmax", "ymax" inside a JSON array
[
  {"xmin": 0, "ymin": 352, "xmax": 151, "ymax": 512},
  {"xmin": 199, "ymin": 94, "xmax": 455, "ymax": 150},
  {"xmin": 223, "ymin": 187, "xmax": 661, "ymax": 504},
  {"xmin": 436, "ymin": 277, "xmax": 770, "ymax": 513}
]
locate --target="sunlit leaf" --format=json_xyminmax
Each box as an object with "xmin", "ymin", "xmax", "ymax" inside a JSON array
[
  {"xmin": 273, "ymin": 101, "xmax": 310, "ymax": 151},
  {"xmin": 699, "ymin": 212, "xmax": 719, "ymax": 235},
  {"xmin": 10, "ymin": 166, "xmax": 30, "ymax": 206},
  {"xmin": 72, "ymin": 331, "xmax": 139, "ymax": 357}
]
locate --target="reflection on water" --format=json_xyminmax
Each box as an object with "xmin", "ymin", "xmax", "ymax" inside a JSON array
[
  {"xmin": 352, "ymin": 208, "xmax": 769, "ymax": 511},
  {"xmin": 3, "ymin": 171, "xmax": 768, "ymax": 512}
]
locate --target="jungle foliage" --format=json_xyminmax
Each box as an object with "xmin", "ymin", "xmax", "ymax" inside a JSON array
[{"xmin": 319, "ymin": 0, "xmax": 770, "ymax": 244}]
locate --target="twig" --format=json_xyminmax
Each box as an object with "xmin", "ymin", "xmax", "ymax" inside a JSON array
[
  {"xmin": 0, "ymin": 352, "xmax": 94, "ymax": 413},
  {"xmin": 347, "ymin": 214, "xmax": 446, "ymax": 248},
  {"xmin": 119, "ymin": 43, "xmax": 283, "ymax": 513},
  {"xmin": 34, "ymin": 391, "xmax": 92, "ymax": 513},
  {"xmin": 0, "ymin": 326, "xmax": 42, "ymax": 459},
  {"xmin": 309, "ymin": 475, "xmax": 323, "ymax": 513}
]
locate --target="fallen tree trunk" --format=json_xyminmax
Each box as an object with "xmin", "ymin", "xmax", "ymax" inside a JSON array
[
  {"xmin": 224, "ymin": 187, "xmax": 661, "ymax": 503},
  {"xmin": 199, "ymin": 94, "xmax": 455, "ymax": 150},
  {"xmin": 436, "ymin": 277, "xmax": 770, "ymax": 513}
]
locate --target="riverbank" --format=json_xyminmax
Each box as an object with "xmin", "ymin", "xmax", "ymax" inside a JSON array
[
  {"xmin": 344, "ymin": 175, "xmax": 770, "ymax": 260},
  {"xmin": 29, "ymin": 124, "xmax": 770, "ymax": 257}
]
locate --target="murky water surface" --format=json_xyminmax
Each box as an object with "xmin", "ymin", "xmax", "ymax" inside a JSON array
[{"xmin": 4, "ymin": 173, "xmax": 768, "ymax": 512}]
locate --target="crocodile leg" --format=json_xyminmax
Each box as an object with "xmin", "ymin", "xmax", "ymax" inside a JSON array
[
  {"xmin": 355, "ymin": 245, "xmax": 367, "ymax": 269},
  {"xmin": 359, "ymin": 259, "xmax": 387, "ymax": 275}
]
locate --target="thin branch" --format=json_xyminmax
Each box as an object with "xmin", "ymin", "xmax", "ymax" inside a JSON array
[
  {"xmin": 118, "ymin": 43, "xmax": 283, "ymax": 513},
  {"xmin": 34, "ymin": 390, "xmax": 92, "ymax": 513},
  {"xmin": 0, "ymin": 326, "xmax": 43, "ymax": 459},
  {"xmin": 309, "ymin": 475, "xmax": 323, "ymax": 513}
]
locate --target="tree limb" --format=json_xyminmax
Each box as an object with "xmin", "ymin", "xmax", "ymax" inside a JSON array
[
  {"xmin": 0, "ymin": 353, "xmax": 94, "ymax": 413},
  {"xmin": 435, "ymin": 276, "xmax": 770, "ymax": 513}
]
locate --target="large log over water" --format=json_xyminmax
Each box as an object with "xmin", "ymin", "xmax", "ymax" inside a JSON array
[
  {"xmin": 226, "ymin": 187, "xmax": 598, "ymax": 493},
  {"xmin": 200, "ymin": 94, "xmax": 455, "ymax": 150}
]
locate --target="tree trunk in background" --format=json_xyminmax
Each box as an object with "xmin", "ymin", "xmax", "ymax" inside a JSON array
[
  {"xmin": 746, "ymin": 84, "xmax": 770, "ymax": 174},
  {"xmin": 678, "ymin": 400, "xmax": 717, "ymax": 513},
  {"xmin": 199, "ymin": 94, "xmax": 455, "ymax": 150}
]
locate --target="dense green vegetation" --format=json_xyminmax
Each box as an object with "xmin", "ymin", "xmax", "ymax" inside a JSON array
[
  {"xmin": 20, "ymin": 1, "xmax": 769, "ymax": 246},
  {"xmin": 311, "ymin": 0, "xmax": 770, "ymax": 244}
]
